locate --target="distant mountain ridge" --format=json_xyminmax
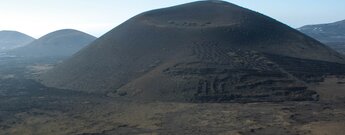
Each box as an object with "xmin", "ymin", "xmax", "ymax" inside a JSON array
[
  {"xmin": 298, "ymin": 19, "xmax": 345, "ymax": 43},
  {"xmin": 9, "ymin": 29, "xmax": 96, "ymax": 58},
  {"xmin": 0, "ymin": 30, "xmax": 35, "ymax": 51},
  {"xmin": 298, "ymin": 19, "xmax": 345, "ymax": 54}
]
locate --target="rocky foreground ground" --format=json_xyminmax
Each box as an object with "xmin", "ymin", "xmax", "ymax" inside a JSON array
[{"xmin": 0, "ymin": 57, "xmax": 344, "ymax": 135}]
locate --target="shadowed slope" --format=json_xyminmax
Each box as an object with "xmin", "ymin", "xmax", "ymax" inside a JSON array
[
  {"xmin": 9, "ymin": 29, "xmax": 96, "ymax": 58},
  {"xmin": 41, "ymin": 1, "xmax": 345, "ymax": 102}
]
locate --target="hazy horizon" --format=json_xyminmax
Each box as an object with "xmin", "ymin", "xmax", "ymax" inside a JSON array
[{"xmin": 1, "ymin": 0, "xmax": 344, "ymax": 38}]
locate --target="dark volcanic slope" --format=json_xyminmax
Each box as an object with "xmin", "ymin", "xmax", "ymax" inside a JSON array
[
  {"xmin": 298, "ymin": 20, "xmax": 345, "ymax": 54},
  {"xmin": 0, "ymin": 30, "xmax": 35, "ymax": 51},
  {"xmin": 9, "ymin": 29, "xmax": 96, "ymax": 57},
  {"xmin": 41, "ymin": 1, "xmax": 345, "ymax": 102}
]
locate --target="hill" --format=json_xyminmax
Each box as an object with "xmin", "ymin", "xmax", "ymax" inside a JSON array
[
  {"xmin": 0, "ymin": 30, "xmax": 35, "ymax": 51},
  {"xmin": 298, "ymin": 19, "xmax": 345, "ymax": 54},
  {"xmin": 9, "ymin": 29, "xmax": 96, "ymax": 58},
  {"xmin": 40, "ymin": 1, "xmax": 345, "ymax": 102}
]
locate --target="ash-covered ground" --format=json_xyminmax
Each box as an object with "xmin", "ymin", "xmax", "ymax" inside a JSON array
[{"xmin": 0, "ymin": 57, "xmax": 344, "ymax": 135}]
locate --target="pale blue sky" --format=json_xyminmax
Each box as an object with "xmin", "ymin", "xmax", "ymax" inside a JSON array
[{"xmin": 0, "ymin": 0, "xmax": 344, "ymax": 38}]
